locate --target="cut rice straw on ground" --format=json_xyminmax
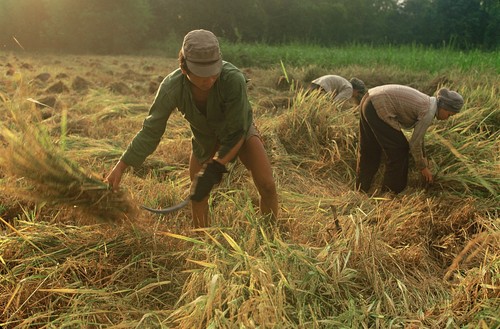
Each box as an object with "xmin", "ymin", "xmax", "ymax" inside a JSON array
[{"xmin": 432, "ymin": 131, "xmax": 498, "ymax": 197}]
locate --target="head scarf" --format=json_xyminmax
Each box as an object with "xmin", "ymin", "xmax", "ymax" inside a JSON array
[{"xmin": 437, "ymin": 88, "xmax": 464, "ymax": 113}]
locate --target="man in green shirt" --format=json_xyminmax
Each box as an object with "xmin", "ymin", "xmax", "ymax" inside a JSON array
[{"xmin": 106, "ymin": 29, "xmax": 278, "ymax": 228}]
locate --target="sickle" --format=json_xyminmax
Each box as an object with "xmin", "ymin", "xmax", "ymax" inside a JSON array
[{"xmin": 140, "ymin": 197, "xmax": 190, "ymax": 215}]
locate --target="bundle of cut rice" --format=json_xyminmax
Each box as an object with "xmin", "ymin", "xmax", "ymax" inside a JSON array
[{"xmin": 0, "ymin": 115, "xmax": 135, "ymax": 222}]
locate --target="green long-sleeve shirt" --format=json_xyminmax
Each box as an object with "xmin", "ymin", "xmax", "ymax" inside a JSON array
[{"xmin": 121, "ymin": 61, "xmax": 253, "ymax": 167}]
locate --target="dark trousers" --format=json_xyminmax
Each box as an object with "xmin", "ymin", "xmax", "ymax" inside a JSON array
[{"xmin": 356, "ymin": 98, "xmax": 409, "ymax": 193}]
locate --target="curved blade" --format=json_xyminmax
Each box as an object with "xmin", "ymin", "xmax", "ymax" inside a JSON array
[{"xmin": 140, "ymin": 198, "xmax": 190, "ymax": 215}]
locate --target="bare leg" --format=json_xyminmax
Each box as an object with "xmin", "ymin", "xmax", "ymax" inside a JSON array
[
  {"xmin": 238, "ymin": 136, "xmax": 278, "ymax": 221},
  {"xmin": 189, "ymin": 153, "xmax": 210, "ymax": 228}
]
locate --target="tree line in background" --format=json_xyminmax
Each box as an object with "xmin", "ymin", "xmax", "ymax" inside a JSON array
[{"xmin": 1, "ymin": 0, "xmax": 499, "ymax": 54}]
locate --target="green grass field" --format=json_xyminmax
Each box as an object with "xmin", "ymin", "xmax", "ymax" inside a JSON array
[{"xmin": 0, "ymin": 44, "xmax": 499, "ymax": 328}]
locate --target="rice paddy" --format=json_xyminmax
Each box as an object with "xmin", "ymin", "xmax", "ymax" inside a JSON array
[{"xmin": 0, "ymin": 46, "xmax": 498, "ymax": 328}]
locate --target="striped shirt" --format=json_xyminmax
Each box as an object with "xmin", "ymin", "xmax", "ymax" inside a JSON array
[
  {"xmin": 311, "ymin": 75, "xmax": 353, "ymax": 102},
  {"xmin": 367, "ymin": 84, "xmax": 437, "ymax": 169}
]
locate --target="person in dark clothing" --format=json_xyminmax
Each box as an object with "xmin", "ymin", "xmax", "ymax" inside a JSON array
[{"xmin": 356, "ymin": 84, "xmax": 464, "ymax": 194}]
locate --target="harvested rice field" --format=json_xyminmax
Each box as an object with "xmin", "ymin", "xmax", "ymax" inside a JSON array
[{"xmin": 0, "ymin": 49, "xmax": 498, "ymax": 328}]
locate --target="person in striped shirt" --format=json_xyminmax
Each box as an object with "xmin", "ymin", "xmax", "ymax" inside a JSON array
[
  {"xmin": 306, "ymin": 75, "xmax": 366, "ymax": 106},
  {"xmin": 356, "ymin": 85, "xmax": 464, "ymax": 194}
]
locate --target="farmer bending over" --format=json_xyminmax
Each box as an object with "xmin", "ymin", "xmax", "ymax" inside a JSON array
[
  {"xmin": 356, "ymin": 85, "xmax": 464, "ymax": 194},
  {"xmin": 306, "ymin": 75, "xmax": 366, "ymax": 106},
  {"xmin": 106, "ymin": 29, "xmax": 278, "ymax": 228}
]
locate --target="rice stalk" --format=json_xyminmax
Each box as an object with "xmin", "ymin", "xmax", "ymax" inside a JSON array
[
  {"xmin": 431, "ymin": 130, "xmax": 499, "ymax": 197},
  {"xmin": 443, "ymin": 231, "xmax": 499, "ymax": 281},
  {"xmin": 277, "ymin": 90, "xmax": 336, "ymax": 157},
  {"xmin": 1, "ymin": 50, "xmax": 498, "ymax": 328},
  {"xmin": 0, "ymin": 220, "xmax": 186, "ymax": 327},
  {"xmin": 0, "ymin": 103, "xmax": 135, "ymax": 221}
]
